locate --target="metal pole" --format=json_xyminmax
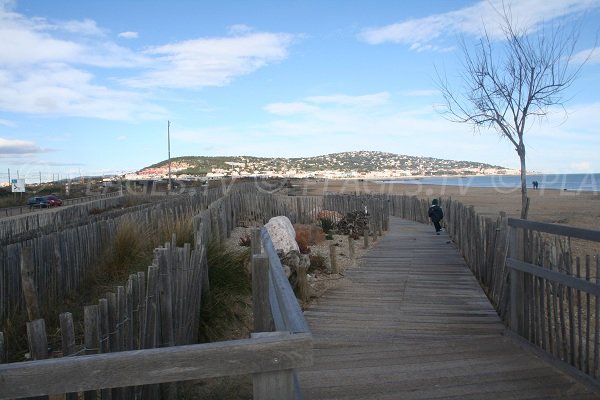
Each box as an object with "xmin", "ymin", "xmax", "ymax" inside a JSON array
[{"xmin": 167, "ymin": 120, "xmax": 172, "ymax": 195}]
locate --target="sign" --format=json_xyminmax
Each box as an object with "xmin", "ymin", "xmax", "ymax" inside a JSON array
[{"xmin": 11, "ymin": 179, "xmax": 25, "ymax": 193}]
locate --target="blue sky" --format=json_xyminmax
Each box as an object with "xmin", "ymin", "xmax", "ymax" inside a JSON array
[{"xmin": 1, "ymin": 0, "xmax": 599, "ymax": 182}]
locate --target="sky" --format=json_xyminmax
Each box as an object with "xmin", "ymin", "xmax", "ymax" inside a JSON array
[{"xmin": 1, "ymin": 0, "xmax": 600, "ymax": 183}]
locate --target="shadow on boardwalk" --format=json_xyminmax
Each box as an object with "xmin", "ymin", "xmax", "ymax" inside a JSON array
[{"xmin": 298, "ymin": 218, "xmax": 600, "ymax": 400}]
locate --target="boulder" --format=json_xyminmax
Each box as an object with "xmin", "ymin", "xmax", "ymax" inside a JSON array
[
  {"xmin": 265, "ymin": 216, "xmax": 299, "ymax": 254},
  {"xmin": 264, "ymin": 216, "xmax": 310, "ymax": 288}
]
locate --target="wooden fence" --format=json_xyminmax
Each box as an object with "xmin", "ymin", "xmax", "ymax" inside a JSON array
[
  {"xmin": 385, "ymin": 192, "xmax": 600, "ymax": 382},
  {"xmin": 7, "ymin": 186, "xmax": 600, "ymax": 394},
  {"xmin": 507, "ymin": 218, "xmax": 600, "ymax": 380},
  {"xmin": 0, "ymin": 186, "xmax": 228, "ymax": 327},
  {"xmin": 0, "ymin": 198, "xmax": 312, "ymax": 400}
]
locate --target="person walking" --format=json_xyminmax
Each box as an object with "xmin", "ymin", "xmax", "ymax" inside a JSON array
[{"xmin": 428, "ymin": 199, "xmax": 444, "ymax": 235}]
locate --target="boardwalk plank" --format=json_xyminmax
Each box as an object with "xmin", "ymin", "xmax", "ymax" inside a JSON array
[{"xmin": 298, "ymin": 218, "xmax": 600, "ymax": 399}]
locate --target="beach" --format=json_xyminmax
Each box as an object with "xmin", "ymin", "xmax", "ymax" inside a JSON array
[
  {"xmin": 288, "ymin": 177, "xmax": 600, "ymax": 259},
  {"xmin": 290, "ymin": 178, "xmax": 600, "ymax": 231}
]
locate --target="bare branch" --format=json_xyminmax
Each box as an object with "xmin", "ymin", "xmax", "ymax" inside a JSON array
[{"xmin": 435, "ymin": 2, "xmax": 590, "ymax": 219}]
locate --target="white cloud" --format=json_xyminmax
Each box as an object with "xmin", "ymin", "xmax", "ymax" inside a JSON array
[
  {"xmin": 306, "ymin": 92, "xmax": 390, "ymax": 107},
  {"xmin": 59, "ymin": 18, "xmax": 105, "ymax": 36},
  {"xmin": 264, "ymin": 102, "xmax": 319, "ymax": 115},
  {"xmin": 122, "ymin": 32, "xmax": 296, "ymax": 89},
  {"xmin": 570, "ymin": 161, "xmax": 593, "ymax": 172},
  {"xmin": 359, "ymin": 0, "xmax": 600, "ymax": 50},
  {"xmin": 0, "ymin": 63, "xmax": 165, "ymax": 119},
  {"xmin": 0, "ymin": 137, "xmax": 46, "ymax": 155},
  {"xmin": 265, "ymin": 92, "xmax": 391, "ymax": 116},
  {"xmin": 118, "ymin": 31, "xmax": 139, "ymax": 39},
  {"xmin": 573, "ymin": 46, "xmax": 600, "ymax": 64},
  {"xmin": 228, "ymin": 24, "xmax": 254, "ymax": 35},
  {"xmin": 0, "ymin": 118, "xmax": 16, "ymax": 127},
  {"xmin": 401, "ymin": 89, "xmax": 439, "ymax": 97}
]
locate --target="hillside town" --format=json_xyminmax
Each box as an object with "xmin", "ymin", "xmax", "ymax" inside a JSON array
[{"xmin": 123, "ymin": 151, "xmax": 518, "ymax": 181}]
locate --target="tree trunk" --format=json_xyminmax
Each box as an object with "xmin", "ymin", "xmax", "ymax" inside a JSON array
[{"xmin": 518, "ymin": 143, "xmax": 529, "ymax": 220}]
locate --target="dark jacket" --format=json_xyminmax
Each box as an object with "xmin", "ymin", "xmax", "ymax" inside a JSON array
[{"xmin": 428, "ymin": 204, "xmax": 444, "ymax": 222}]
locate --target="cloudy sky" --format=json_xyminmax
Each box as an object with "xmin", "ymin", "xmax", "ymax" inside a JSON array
[{"xmin": 1, "ymin": 0, "xmax": 599, "ymax": 182}]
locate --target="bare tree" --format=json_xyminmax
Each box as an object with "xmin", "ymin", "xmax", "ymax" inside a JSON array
[{"xmin": 437, "ymin": 6, "xmax": 590, "ymax": 219}]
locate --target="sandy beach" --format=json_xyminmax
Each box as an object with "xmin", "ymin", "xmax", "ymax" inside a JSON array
[
  {"xmin": 289, "ymin": 177, "xmax": 600, "ymax": 231},
  {"xmin": 287, "ymin": 177, "xmax": 600, "ymax": 259}
]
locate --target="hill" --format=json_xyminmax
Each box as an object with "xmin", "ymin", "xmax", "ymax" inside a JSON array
[{"xmin": 133, "ymin": 151, "xmax": 514, "ymax": 179}]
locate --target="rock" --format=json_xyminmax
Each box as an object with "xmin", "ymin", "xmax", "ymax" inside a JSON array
[
  {"xmin": 282, "ymin": 264, "xmax": 292, "ymax": 278},
  {"xmin": 265, "ymin": 216, "xmax": 299, "ymax": 254},
  {"xmin": 281, "ymin": 251, "xmax": 300, "ymax": 269}
]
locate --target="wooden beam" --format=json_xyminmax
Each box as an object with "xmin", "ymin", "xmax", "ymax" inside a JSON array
[
  {"xmin": 260, "ymin": 228, "xmax": 310, "ymax": 334},
  {"xmin": 0, "ymin": 333, "xmax": 312, "ymax": 399},
  {"xmin": 507, "ymin": 257, "xmax": 600, "ymax": 297},
  {"xmin": 507, "ymin": 218, "xmax": 600, "ymax": 242}
]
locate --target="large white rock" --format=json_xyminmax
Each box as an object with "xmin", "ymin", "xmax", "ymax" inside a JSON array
[{"xmin": 265, "ymin": 216, "xmax": 299, "ymax": 254}]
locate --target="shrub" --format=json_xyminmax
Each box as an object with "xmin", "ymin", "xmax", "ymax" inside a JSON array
[
  {"xmin": 295, "ymin": 230, "xmax": 311, "ymax": 254},
  {"xmin": 157, "ymin": 210, "xmax": 194, "ymax": 247},
  {"xmin": 102, "ymin": 216, "xmax": 153, "ymax": 282},
  {"xmin": 88, "ymin": 207, "xmax": 103, "ymax": 215},
  {"xmin": 199, "ymin": 240, "xmax": 252, "ymax": 343},
  {"xmin": 325, "ymin": 234, "xmax": 334, "ymax": 240},
  {"xmin": 308, "ymin": 254, "xmax": 327, "ymax": 273},
  {"xmin": 319, "ymin": 217, "xmax": 335, "ymax": 234},
  {"xmin": 238, "ymin": 234, "xmax": 252, "ymax": 247}
]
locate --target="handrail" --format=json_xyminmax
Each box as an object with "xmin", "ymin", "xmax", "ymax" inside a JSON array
[
  {"xmin": 0, "ymin": 332, "xmax": 312, "ymax": 399},
  {"xmin": 508, "ymin": 218, "xmax": 600, "ymax": 242},
  {"xmin": 507, "ymin": 257, "xmax": 600, "ymax": 296},
  {"xmin": 260, "ymin": 227, "xmax": 310, "ymax": 334}
]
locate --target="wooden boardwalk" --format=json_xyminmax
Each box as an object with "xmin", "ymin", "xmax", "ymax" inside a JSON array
[{"xmin": 298, "ymin": 218, "xmax": 600, "ymax": 399}]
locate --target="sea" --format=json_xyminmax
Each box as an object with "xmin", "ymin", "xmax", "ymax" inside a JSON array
[{"xmin": 379, "ymin": 173, "xmax": 600, "ymax": 193}]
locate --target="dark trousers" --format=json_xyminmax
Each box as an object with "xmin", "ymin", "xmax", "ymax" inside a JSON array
[{"xmin": 432, "ymin": 220, "xmax": 441, "ymax": 232}]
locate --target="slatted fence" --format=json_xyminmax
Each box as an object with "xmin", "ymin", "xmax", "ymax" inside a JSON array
[
  {"xmin": 508, "ymin": 219, "xmax": 600, "ymax": 380},
  {"xmin": 0, "ymin": 189, "xmax": 313, "ymax": 400},
  {"xmin": 4, "ymin": 186, "xmax": 600, "ymax": 395},
  {"xmin": 386, "ymin": 192, "xmax": 600, "ymax": 382}
]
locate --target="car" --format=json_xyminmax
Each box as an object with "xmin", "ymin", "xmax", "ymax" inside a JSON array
[
  {"xmin": 26, "ymin": 196, "xmax": 50, "ymax": 208},
  {"xmin": 43, "ymin": 195, "xmax": 63, "ymax": 206}
]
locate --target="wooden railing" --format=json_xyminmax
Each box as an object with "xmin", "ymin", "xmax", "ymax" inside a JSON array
[
  {"xmin": 385, "ymin": 193, "xmax": 600, "ymax": 382},
  {"xmin": 0, "ymin": 228, "xmax": 312, "ymax": 400},
  {"xmin": 507, "ymin": 218, "xmax": 600, "ymax": 380},
  {"xmin": 0, "ymin": 331, "xmax": 312, "ymax": 399}
]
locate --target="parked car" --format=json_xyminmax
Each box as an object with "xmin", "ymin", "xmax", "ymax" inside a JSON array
[
  {"xmin": 26, "ymin": 196, "xmax": 50, "ymax": 208},
  {"xmin": 43, "ymin": 195, "xmax": 63, "ymax": 206}
]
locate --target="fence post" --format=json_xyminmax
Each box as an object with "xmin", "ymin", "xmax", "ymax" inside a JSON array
[
  {"xmin": 253, "ymin": 254, "xmax": 273, "ymax": 332},
  {"xmin": 26, "ymin": 319, "xmax": 48, "ymax": 361},
  {"xmin": 297, "ymin": 265, "xmax": 309, "ymax": 303},
  {"xmin": 252, "ymin": 331, "xmax": 295, "ymax": 400},
  {"xmin": 26, "ymin": 319, "xmax": 49, "ymax": 400},
  {"xmin": 330, "ymin": 244, "xmax": 338, "ymax": 274},
  {"xmin": 60, "ymin": 312, "xmax": 78, "ymax": 400},
  {"xmin": 348, "ymin": 236, "xmax": 355, "ymax": 259},
  {"xmin": 21, "ymin": 246, "xmax": 40, "ymax": 321},
  {"xmin": 84, "ymin": 305, "xmax": 100, "ymax": 400},
  {"xmin": 509, "ymin": 224, "xmax": 524, "ymax": 335},
  {"xmin": 363, "ymin": 227, "xmax": 369, "ymax": 249},
  {"xmin": 251, "ymin": 228, "xmax": 261, "ymax": 256},
  {"xmin": 0, "ymin": 332, "xmax": 5, "ymax": 364}
]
